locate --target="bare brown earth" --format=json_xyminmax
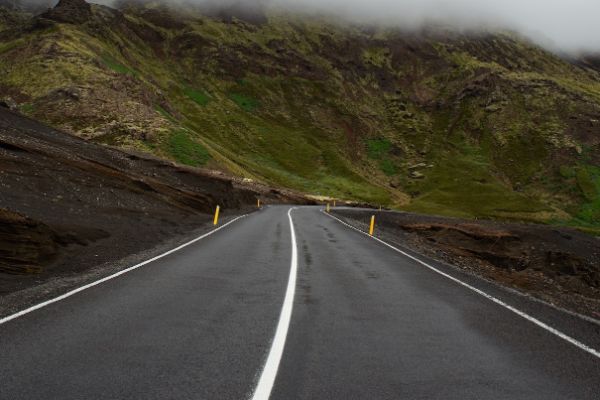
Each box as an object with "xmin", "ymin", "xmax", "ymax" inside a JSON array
[
  {"xmin": 331, "ymin": 209, "xmax": 600, "ymax": 320},
  {"xmin": 0, "ymin": 107, "xmax": 311, "ymax": 295}
]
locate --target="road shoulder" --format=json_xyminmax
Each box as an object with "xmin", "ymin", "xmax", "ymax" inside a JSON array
[{"xmin": 0, "ymin": 212, "xmax": 249, "ymax": 319}]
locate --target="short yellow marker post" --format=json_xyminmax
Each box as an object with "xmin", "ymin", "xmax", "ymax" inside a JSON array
[
  {"xmin": 333, "ymin": 200, "xmax": 336, "ymax": 207},
  {"xmin": 257, "ymin": 199, "xmax": 261, "ymax": 208},
  {"xmin": 369, "ymin": 215, "xmax": 375, "ymax": 236},
  {"xmin": 213, "ymin": 205, "xmax": 220, "ymax": 226},
  {"xmin": 326, "ymin": 203, "xmax": 330, "ymax": 213}
]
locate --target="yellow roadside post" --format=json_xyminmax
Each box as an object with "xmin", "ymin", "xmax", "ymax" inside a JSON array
[
  {"xmin": 333, "ymin": 200, "xmax": 336, "ymax": 207},
  {"xmin": 326, "ymin": 203, "xmax": 330, "ymax": 213},
  {"xmin": 213, "ymin": 205, "xmax": 220, "ymax": 226},
  {"xmin": 369, "ymin": 215, "xmax": 375, "ymax": 236},
  {"xmin": 257, "ymin": 199, "xmax": 261, "ymax": 208}
]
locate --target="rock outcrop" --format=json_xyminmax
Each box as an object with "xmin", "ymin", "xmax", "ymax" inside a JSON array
[
  {"xmin": 0, "ymin": 209, "xmax": 60, "ymax": 274},
  {"xmin": 41, "ymin": 0, "xmax": 91, "ymax": 24}
]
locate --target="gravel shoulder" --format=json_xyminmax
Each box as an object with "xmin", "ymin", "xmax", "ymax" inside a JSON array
[{"xmin": 0, "ymin": 213, "xmax": 247, "ymax": 318}]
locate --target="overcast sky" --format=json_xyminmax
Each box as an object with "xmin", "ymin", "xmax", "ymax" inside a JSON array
[{"xmin": 256, "ymin": 0, "xmax": 598, "ymax": 53}]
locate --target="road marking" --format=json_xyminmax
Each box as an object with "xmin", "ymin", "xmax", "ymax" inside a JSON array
[
  {"xmin": 251, "ymin": 207, "xmax": 298, "ymax": 400},
  {"xmin": 324, "ymin": 211, "xmax": 600, "ymax": 360},
  {"xmin": 0, "ymin": 215, "xmax": 248, "ymax": 326}
]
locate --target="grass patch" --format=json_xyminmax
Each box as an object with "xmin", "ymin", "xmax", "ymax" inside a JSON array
[
  {"xmin": 101, "ymin": 54, "xmax": 136, "ymax": 76},
  {"xmin": 362, "ymin": 47, "xmax": 391, "ymax": 68},
  {"xmin": 576, "ymin": 167, "xmax": 597, "ymax": 201},
  {"xmin": 155, "ymin": 105, "xmax": 176, "ymax": 122},
  {"xmin": 403, "ymin": 145, "xmax": 551, "ymax": 219},
  {"xmin": 573, "ymin": 165, "xmax": 600, "ymax": 226},
  {"xmin": 559, "ymin": 165, "xmax": 576, "ymax": 178},
  {"xmin": 19, "ymin": 103, "xmax": 34, "ymax": 113},
  {"xmin": 366, "ymin": 138, "xmax": 392, "ymax": 159},
  {"xmin": 0, "ymin": 38, "xmax": 24, "ymax": 55},
  {"xmin": 366, "ymin": 139, "xmax": 397, "ymax": 176},
  {"xmin": 380, "ymin": 159, "xmax": 397, "ymax": 176},
  {"xmin": 228, "ymin": 93, "xmax": 259, "ymax": 112},
  {"xmin": 184, "ymin": 87, "xmax": 210, "ymax": 106},
  {"xmin": 576, "ymin": 199, "xmax": 600, "ymax": 224},
  {"xmin": 167, "ymin": 130, "xmax": 210, "ymax": 167}
]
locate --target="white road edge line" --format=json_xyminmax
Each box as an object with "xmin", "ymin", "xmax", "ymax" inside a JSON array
[
  {"xmin": 323, "ymin": 210, "xmax": 600, "ymax": 360},
  {"xmin": 251, "ymin": 207, "xmax": 298, "ymax": 400},
  {"xmin": 0, "ymin": 214, "xmax": 248, "ymax": 326}
]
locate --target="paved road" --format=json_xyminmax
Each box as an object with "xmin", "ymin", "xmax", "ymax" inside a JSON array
[{"xmin": 1, "ymin": 206, "xmax": 599, "ymax": 399}]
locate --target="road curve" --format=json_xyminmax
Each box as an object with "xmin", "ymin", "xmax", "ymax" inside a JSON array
[
  {"xmin": 272, "ymin": 207, "xmax": 599, "ymax": 399},
  {"xmin": 0, "ymin": 206, "xmax": 293, "ymax": 399},
  {"xmin": 0, "ymin": 206, "xmax": 598, "ymax": 399}
]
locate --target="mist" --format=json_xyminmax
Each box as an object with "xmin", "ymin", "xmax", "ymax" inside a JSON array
[
  {"xmin": 14, "ymin": 0, "xmax": 600, "ymax": 53},
  {"xmin": 264, "ymin": 0, "xmax": 600, "ymax": 53}
]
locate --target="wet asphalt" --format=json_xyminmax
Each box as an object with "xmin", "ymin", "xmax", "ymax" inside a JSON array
[{"xmin": 0, "ymin": 206, "xmax": 598, "ymax": 399}]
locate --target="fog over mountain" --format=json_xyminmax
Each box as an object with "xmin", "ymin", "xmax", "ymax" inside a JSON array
[
  {"xmin": 9, "ymin": 0, "xmax": 600, "ymax": 53},
  {"xmin": 268, "ymin": 0, "xmax": 600, "ymax": 53}
]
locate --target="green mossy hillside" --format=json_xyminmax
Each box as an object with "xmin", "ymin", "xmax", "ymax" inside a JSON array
[{"xmin": 1, "ymin": 3, "xmax": 599, "ymax": 230}]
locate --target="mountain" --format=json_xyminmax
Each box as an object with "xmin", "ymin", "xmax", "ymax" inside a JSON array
[{"xmin": 1, "ymin": 0, "xmax": 599, "ymax": 231}]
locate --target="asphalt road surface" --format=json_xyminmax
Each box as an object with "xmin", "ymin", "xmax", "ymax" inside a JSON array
[{"xmin": 1, "ymin": 206, "xmax": 599, "ymax": 399}]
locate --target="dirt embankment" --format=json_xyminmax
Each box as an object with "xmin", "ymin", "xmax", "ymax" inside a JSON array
[
  {"xmin": 332, "ymin": 209, "xmax": 600, "ymax": 320},
  {"xmin": 0, "ymin": 107, "xmax": 311, "ymax": 295},
  {"xmin": 1, "ymin": 209, "xmax": 63, "ymax": 274}
]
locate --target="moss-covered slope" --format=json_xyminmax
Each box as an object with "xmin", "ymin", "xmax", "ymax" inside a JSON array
[{"xmin": 1, "ymin": 1, "xmax": 599, "ymax": 231}]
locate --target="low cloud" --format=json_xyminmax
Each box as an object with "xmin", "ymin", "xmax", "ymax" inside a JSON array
[
  {"xmin": 20, "ymin": 0, "xmax": 600, "ymax": 53},
  {"xmin": 268, "ymin": 0, "xmax": 600, "ymax": 53}
]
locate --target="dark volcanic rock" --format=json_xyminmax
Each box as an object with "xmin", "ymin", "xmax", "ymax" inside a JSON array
[
  {"xmin": 0, "ymin": 209, "xmax": 60, "ymax": 274},
  {"xmin": 0, "ymin": 97, "xmax": 17, "ymax": 110},
  {"xmin": 0, "ymin": 107, "xmax": 309, "ymax": 294},
  {"xmin": 41, "ymin": 0, "xmax": 91, "ymax": 24},
  {"xmin": 572, "ymin": 53, "xmax": 600, "ymax": 73},
  {"xmin": 0, "ymin": 3, "xmax": 30, "ymax": 29},
  {"xmin": 0, "ymin": 0, "xmax": 22, "ymax": 11}
]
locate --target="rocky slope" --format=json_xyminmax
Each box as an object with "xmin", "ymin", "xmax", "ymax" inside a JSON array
[
  {"xmin": 0, "ymin": 106, "xmax": 308, "ymax": 293},
  {"xmin": 0, "ymin": 0, "xmax": 599, "ymax": 231}
]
